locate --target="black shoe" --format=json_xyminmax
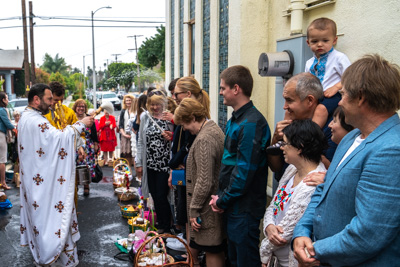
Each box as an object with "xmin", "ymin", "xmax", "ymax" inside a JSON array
[{"xmin": 266, "ymin": 141, "xmax": 284, "ymax": 155}]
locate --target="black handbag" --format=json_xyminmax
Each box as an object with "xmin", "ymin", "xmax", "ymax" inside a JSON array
[{"xmin": 92, "ymin": 164, "xmax": 103, "ymax": 183}]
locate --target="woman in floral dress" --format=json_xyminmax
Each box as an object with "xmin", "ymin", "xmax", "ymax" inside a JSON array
[{"xmin": 73, "ymin": 99, "xmax": 99, "ymax": 195}]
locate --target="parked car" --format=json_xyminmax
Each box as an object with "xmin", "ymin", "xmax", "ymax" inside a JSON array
[
  {"xmin": 7, "ymin": 98, "xmax": 28, "ymax": 120},
  {"xmin": 96, "ymin": 92, "xmax": 121, "ymax": 110}
]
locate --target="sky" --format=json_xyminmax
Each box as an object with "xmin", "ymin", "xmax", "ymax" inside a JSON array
[{"xmin": 0, "ymin": 0, "xmax": 165, "ymax": 73}]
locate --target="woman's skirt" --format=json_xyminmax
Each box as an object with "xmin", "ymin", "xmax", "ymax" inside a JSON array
[
  {"xmin": 0, "ymin": 131, "xmax": 7, "ymax": 163},
  {"xmin": 120, "ymin": 135, "xmax": 132, "ymax": 154}
]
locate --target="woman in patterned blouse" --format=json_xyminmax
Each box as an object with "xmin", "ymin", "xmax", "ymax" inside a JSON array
[
  {"xmin": 135, "ymin": 90, "xmax": 174, "ymax": 233},
  {"xmin": 260, "ymin": 119, "xmax": 327, "ymax": 267}
]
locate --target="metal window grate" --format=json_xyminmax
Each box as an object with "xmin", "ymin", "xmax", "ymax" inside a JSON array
[
  {"xmin": 171, "ymin": 0, "xmax": 175, "ymax": 80},
  {"xmin": 202, "ymin": 0, "xmax": 210, "ymax": 94},
  {"xmin": 218, "ymin": 0, "xmax": 229, "ymax": 131},
  {"xmin": 179, "ymin": 0, "xmax": 184, "ymax": 77}
]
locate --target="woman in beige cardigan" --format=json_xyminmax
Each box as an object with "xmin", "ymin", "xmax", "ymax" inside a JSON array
[{"xmin": 174, "ymin": 98, "xmax": 226, "ymax": 267}]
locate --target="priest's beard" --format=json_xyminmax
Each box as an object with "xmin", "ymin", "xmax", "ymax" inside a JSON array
[{"xmin": 38, "ymin": 100, "xmax": 50, "ymax": 115}]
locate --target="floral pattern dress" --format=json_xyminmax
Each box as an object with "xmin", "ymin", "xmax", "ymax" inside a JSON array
[{"xmin": 76, "ymin": 127, "xmax": 96, "ymax": 179}]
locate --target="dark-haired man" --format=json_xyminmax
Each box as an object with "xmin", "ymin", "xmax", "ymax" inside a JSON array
[
  {"xmin": 44, "ymin": 81, "xmax": 77, "ymax": 129},
  {"xmin": 18, "ymin": 83, "xmax": 93, "ymax": 266},
  {"xmin": 210, "ymin": 65, "xmax": 271, "ymax": 266}
]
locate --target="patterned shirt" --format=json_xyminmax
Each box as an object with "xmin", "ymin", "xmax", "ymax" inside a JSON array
[
  {"xmin": 146, "ymin": 117, "xmax": 171, "ymax": 173},
  {"xmin": 216, "ymin": 101, "xmax": 271, "ymax": 219}
]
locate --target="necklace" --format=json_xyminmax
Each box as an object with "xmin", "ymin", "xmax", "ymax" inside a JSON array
[{"xmin": 198, "ymin": 119, "xmax": 207, "ymax": 134}]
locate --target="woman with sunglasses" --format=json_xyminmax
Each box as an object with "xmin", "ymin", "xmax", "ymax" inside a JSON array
[{"xmin": 260, "ymin": 119, "xmax": 327, "ymax": 267}]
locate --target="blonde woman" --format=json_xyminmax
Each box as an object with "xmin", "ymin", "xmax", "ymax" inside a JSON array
[
  {"xmin": 119, "ymin": 94, "xmax": 136, "ymax": 165},
  {"xmin": 135, "ymin": 90, "xmax": 173, "ymax": 233}
]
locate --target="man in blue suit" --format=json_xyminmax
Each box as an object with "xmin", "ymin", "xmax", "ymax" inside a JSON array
[{"xmin": 292, "ymin": 54, "xmax": 400, "ymax": 266}]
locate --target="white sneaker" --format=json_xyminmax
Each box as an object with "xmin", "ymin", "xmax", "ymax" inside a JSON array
[
  {"xmin": 166, "ymin": 233, "xmax": 184, "ymax": 244},
  {"xmin": 166, "ymin": 239, "xmax": 187, "ymax": 252}
]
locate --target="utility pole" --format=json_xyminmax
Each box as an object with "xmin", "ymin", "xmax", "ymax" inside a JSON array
[
  {"xmin": 111, "ymin": 54, "xmax": 121, "ymax": 63},
  {"xmin": 21, "ymin": 0, "xmax": 30, "ymax": 93},
  {"xmin": 29, "ymin": 1, "xmax": 36, "ymax": 84},
  {"xmin": 127, "ymin": 35, "xmax": 143, "ymax": 92}
]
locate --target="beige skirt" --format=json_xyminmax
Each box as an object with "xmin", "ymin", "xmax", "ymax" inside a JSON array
[
  {"xmin": 120, "ymin": 135, "xmax": 132, "ymax": 154},
  {"xmin": 0, "ymin": 131, "xmax": 7, "ymax": 163}
]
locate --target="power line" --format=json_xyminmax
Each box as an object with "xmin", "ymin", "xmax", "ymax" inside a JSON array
[
  {"xmin": 36, "ymin": 16, "xmax": 165, "ymax": 24},
  {"xmin": 0, "ymin": 25, "xmax": 162, "ymax": 30},
  {"xmin": 0, "ymin": 15, "xmax": 165, "ymax": 24}
]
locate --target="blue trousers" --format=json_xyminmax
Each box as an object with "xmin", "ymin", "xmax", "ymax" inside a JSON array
[{"xmin": 224, "ymin": 212, "xmax": 261, "ymax": 267}]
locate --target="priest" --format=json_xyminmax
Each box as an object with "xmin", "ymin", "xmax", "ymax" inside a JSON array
[{"xmin": 18, "ymin": 83, "xmax": 93, "ymax": 266}]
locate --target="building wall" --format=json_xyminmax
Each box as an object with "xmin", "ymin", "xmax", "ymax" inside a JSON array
[{"xmin": 166, "ymin": 0, "xmax": 400, "ymax": 191}]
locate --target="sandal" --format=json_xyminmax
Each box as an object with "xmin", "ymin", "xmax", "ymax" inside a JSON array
[{"xmin": 2, "ymin": 184, "xmax": 11, "ymax": 190}]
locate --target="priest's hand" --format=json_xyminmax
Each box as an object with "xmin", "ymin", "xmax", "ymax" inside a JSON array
[{"xmin": 81, "ymin": 116, "xmax": 94, "ymax": 127}]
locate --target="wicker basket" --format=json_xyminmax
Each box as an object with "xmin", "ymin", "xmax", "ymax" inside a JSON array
[
  {"xmin": 115, "ymin": 187, "xmax": 138, "ymax": 201},
  {"xmin": 128, "ymin": 217, "xmax": 150, "ymax": 232},
  {"xmin": 113, "ymin": 158, "xmax": 129, "ymax": 168},
  {"xmin": 113, "ymin": 162, "xmax": 132, "ymax": 189},
  {"xmin": 118, "ymin": 204, "xmax": 139, "ymax": 218},
  {"xmin": 135, "ymin": 233, "xmax": 193, "ymax": 267}
]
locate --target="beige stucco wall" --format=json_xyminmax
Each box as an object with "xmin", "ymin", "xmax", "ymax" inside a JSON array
[
  {"xmin": 250, "ymin": 0, "xmax": 400, "ymax": 126},
  {"xmin": 230, "ymin": 0, "xmax": 400, "ymax": 192}
]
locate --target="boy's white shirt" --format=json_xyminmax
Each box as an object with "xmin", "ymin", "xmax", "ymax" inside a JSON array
[{"xmin": 305, "ymin": 49, "xmax": 351, "ymax": 91}]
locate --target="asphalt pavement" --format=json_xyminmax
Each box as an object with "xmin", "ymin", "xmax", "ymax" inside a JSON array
[{"xmin": 0, "ymin": 165, "xmax": 139, "ymax": 267}]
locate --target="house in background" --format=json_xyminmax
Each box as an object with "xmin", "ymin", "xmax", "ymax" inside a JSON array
[{"xmin": 0, "ymin": 49, "xmax": 24, "ymax": 99}]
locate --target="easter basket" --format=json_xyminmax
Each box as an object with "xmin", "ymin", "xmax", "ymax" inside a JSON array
[
  {"xmin": 115, "ymin": 187, "xmax": 138, "ymax": 201},
  {"xmin": 118, "ymin": 204, "xmax": 139, "ymax": 219},
  {"xmin": 113, "ymin": 161, "xmax": 132, "ymax": 189},
  {"xmin": 128, "ymin": 216, "xmax": 151, "ymax": 233},
  {"xmin": 135, "ymin": 233, "xmax": 193, "ymax": 267}
]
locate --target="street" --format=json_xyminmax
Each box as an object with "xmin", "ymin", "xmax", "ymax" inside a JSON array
[
  {"xmin": 0, "ymin": 109, "xmax": 141, "ymax": 266},
  {"xmin": 0, "ymin": 165, "xmax": 139, "ymax": 267}
]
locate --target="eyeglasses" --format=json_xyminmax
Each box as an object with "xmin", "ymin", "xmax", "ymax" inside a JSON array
[
  {"xmin": 279, "ymin": 141, "xmax": 291, "ymax": 147},
  {"xmin": 77, "ymin": 105, "xmax": 86, "ymax": 108},
  {"xmin": 173, "ymin": 91, "xmax": 186, "ymax": 98}
]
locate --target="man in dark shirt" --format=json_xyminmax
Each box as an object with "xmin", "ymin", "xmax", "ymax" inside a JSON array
[{"xmin": 210, "ymin": 65, "xmax": 271, "ymax": 267}]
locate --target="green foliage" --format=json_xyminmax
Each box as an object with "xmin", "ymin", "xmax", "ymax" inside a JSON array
[
  {"xmin": 138, "ymin": 25, "xmax": 165, "ymax": 71},
  {"xmin": 108, "ymin": 62, "xmax": 137, "ymax": 78},
  {"xmin": 103, "ymin": 77, "xmax": 118, "ymax": 90},
  {"xmin": 135, "ymin": 69, "xmax": 163, "ymax": 90},
  {"xmin": 35, "ymin": 68, "xmax": 50, "ymax": 84},
  {"xmin": 13, "ymin": 70, "xmax": 25, "ymax": 96},
  {"xmin": 49, "ymin": 72, "xmax": 66, "ymax": 85},
  {"xmin": 41, "ymin": 53, "xmax": 69, "ymax": 75}
]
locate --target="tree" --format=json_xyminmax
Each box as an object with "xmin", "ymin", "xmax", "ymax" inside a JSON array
[
  {"xmin": 35, "ymin": 68, "xmax": 50, "ymax": 84},
  {"xmin": 49, "ymin": 72, "xmax": 66, "ymax": 86},
  {"xmin": 119, "ymin": 70, "xmax": 137, "ymax": 90},
  {"xmin": 41, "ymin": 53, "xmax": 69, "ymax": 75},
  {"xmin": 136, "ymin": 69, "xmax": 162, "ymax": 89},
  {"xmin": 108, "ymin": 62, "xmax": 137, "ymax": 78},
  {"xmin": 138, "ymin": 25, "xmax": 165, "ymax": 71}
]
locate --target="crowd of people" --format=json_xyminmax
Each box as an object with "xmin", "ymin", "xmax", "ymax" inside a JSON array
[{"xmin": 0, "ymin": 16, "xmax": 399, "ymax": 267}]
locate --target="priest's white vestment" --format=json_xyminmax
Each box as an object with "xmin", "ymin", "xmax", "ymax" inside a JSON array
[{"xmin": 18, "ymin": 107, "xmax": 85, "ymax": 266}]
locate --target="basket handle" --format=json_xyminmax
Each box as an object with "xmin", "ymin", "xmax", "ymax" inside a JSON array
[
  {"xmin": 134, "ymin": 233, "xmax": 194, "ymax": 267},
  {"xmin": 135, "ymin": 233, "xmax": 168, "ymax": 265}
]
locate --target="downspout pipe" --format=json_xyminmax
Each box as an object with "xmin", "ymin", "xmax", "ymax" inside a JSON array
[{"xmin": 290, "ymin": 0, "xmax": 306, "ymax": 35}]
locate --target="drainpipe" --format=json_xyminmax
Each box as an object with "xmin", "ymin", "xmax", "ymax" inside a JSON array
[{"xmin": 290, "ymin": 0, "xmax": 306, "ymax": 35}]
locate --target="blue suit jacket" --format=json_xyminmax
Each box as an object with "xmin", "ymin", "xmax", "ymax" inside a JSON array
[{"xmin": 293, "ymin": 114, "xmax": 400, "ymax": 266}]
